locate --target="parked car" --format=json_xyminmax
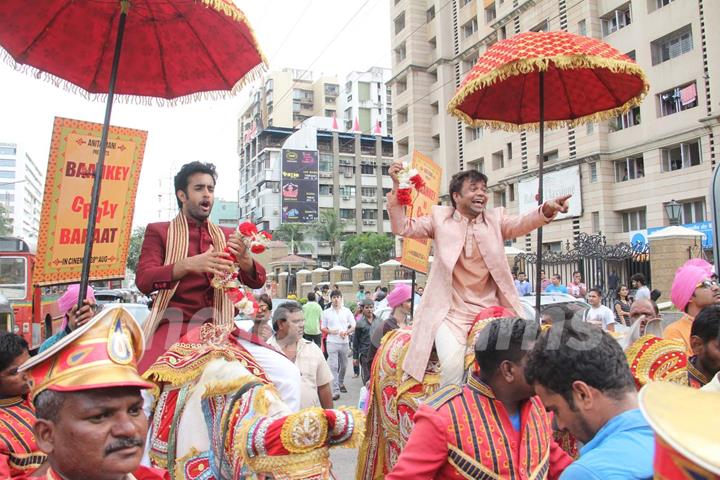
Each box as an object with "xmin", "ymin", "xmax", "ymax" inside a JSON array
[
  {"xmin": 517, "ymin": 293, "xmax": 589, "ymax": 324},
  {"xmin": 95, "ymin": 289, "xmax": 132, "ymax": 305}
]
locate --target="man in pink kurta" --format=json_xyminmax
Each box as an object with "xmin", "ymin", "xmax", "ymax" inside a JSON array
[{"xmin": 388, "ymin": 167, "xmax": 569, "ymax": 384}]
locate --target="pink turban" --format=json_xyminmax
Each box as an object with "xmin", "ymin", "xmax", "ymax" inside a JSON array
[
  {"xmin": 670, "ymin": 259, "xmax": 713, "ymax": 312},
  {"xmin": 387, "ymin": 284, "xmax": 412, "ymax": 309},
  {"xmin": 58, "ymin": 284, "xmax": 96, "ymax": 317}
]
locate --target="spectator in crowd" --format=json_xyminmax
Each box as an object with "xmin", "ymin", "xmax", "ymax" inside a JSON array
[
  {"xmin": 302, "ymin": 291, "xmax": 323, "ymax": 347},
  {"xmin": 320, "ymin": 285, "xmax": 330, "ymax": 309},
  {"xmin": 269, "ymin": 302, "xmax": 333, "ymax": 408},
  {"xmin": 356, "ymin": 285, "xmax": 366, "ymax": 302},
  {"xmin": 568, "ymin": 271, "xmax": 587, "ymax": 299},
  {"xmin": 370, "ymin": 284, "xmax": 412, "ymax": 362},
  {"xmin": 539, "ymin": 269, "xmax": 552, "ymax": 293},
  {"xmin": 665, "ymin": 259, "xmax": 720, "ymax": 354},
  {"xmin": 40, "ymin": 284, "xmax": 97, "ymax": 353},
  {"xmin": 614, "ymin": 284, "xmax": 632, "ymax": 326},
  {"xmin": 321, "ymin": 290, "xmax": 355, "ymax": 400},
  {"xmin": 687, "ymin": 305, "xmax": 720, "ymax": 388},
  {"xmin": 544, "ymin": 274, "xmax": 568, "ymax": 294},
  {"xmin": 608, "ymin": 270, "xmax": 619, "ymax": 296},
  {"xmin": 313, "ymin": 286, "xmax": 326, "ymax": 310},
  {"xmin": 585, "ymin": 288, "xmax": 616, "ymax": 332},
  {"xmin": 353, "ymin": 298, "xmax": 377, "ymax": 384},
  {"xmin": 514, "ymin": 271, "xmax": 532, "ymax": 296},
  {"xmin": 374, "ymin": 287, "xmax": 389, "ymax": 317},
  {"xmin": 525, "ymin": 323, "xmax": 655, "ymax": 480},
  {"xmin": 251, "ymin": 293, "xmax": 274, "ymax": 341},
  {"xmin": 631, "ymin": 273, "xmax": 650, "ymax": 301}
]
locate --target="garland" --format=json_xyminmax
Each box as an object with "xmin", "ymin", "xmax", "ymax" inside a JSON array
[
  {"xmin": 211, "ymin": 222, "xmax": 272, "ymax": 316},
  {"xmin": 396, "ymin": 162, "xmax": 425, "ymax": 207}
]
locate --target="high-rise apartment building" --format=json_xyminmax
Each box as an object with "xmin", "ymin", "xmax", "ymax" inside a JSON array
[
  {"xmin": 237, "ymin": 124, "xmax": 394, "ymax": 267},
  {"xmin": 0, "ymin": 142, "xmax": 44, "ymax": 244},
  {"xmin": 343, "ymin": 67, "xmax": 394, "ymax": 135},
  {"xmin": 390, "ymin": 0, "xmax": 719, "ymax": 249}
]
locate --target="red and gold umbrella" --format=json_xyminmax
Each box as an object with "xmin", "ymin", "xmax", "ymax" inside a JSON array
[
  {"xmin": 0, "ymin": 0, "xmax": 266, "ymax": 304},
  {"xmin": 448, "ymin": 31, "xmax": 648, "ymax": 315}
]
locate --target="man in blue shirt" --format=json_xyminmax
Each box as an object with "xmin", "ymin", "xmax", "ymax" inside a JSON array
[
  {"xmin": 544, "ymin": 274, "xmax": 569, "ymax": 294},
  {"xmin": 514, "ymin": 271, "xmax": 533, "ymax": 296},
  {"xmin": 525, "ymin": 322, "xmax": 655, "ymax": 479}
]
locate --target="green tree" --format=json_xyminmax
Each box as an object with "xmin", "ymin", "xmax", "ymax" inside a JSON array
[
  {"xmin": 126, "ymin": 226, "xmax": 146, "ymax": 273},
  {"xmin": 340, "ymin": 232, "xmax": 394, "ymax": 271},
  {"xmin": 314, "ymin": 209, "xmax": 348, "ymax": 265},
  {"xmin": 0, "ymin": 204, "xmax": 12, "ymax": 236},
  {"xmin": 273, "ymin": 222, "xmax": 312, "ymax": 254}
]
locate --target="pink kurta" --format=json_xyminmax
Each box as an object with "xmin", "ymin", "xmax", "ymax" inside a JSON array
[{"xmin": 388, "ymin": 192, "xmax": 554, "ymax": 381}]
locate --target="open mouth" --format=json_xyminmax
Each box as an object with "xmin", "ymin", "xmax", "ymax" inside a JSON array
[{"xmin": 199, "ymin": 201, "xmax": 211, "ymax": 211}]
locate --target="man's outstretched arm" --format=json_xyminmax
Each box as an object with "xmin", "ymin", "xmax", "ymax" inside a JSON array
[{"xmin": 387, "ymin": 161, "xmax": 435, "ymax": 239}]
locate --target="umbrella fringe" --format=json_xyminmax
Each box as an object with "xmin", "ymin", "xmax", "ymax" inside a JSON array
[
  {"xmin": 447, "ymin": 54, "xmax": 650, "ymax": 131},
  {"xmin": 1, "ymin": 46, "xmax": 267, "ymax": 107},
  {"xmin": 199, "ymin": 0, "xmax": 269, "ymax": 68}
]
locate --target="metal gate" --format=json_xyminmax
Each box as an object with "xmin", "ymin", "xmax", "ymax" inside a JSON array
[{"xmin": 513, "ymin": 233, "xmax": 651, "ymax": 306}]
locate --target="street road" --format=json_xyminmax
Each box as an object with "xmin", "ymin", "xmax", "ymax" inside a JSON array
[{"xmin": 329, "ymin": 360, "xmax": 365, "ymax": 479}]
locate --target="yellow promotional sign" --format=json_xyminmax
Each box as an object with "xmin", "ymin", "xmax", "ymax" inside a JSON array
[
  {"xmin": 33, "ymin": 117, "xmax": 147, "ymax": 286},
  {"xmin": 400, "ymin": 151, "xmax": 443, "ymax": 274}
]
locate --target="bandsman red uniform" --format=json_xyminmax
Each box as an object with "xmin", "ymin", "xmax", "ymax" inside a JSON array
[{"xmin": 0, "ymin": 396, "xmax": 46, "ymax": 478}]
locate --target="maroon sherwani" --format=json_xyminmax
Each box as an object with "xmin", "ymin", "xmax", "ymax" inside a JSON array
[{"xmin": 136, "ymin": 216, "xmax": 266, "ymax": 372}]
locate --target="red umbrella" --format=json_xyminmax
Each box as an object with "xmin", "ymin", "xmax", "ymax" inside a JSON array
[
  {"xmin": 0, "ymin": 0, "xmax": 266, "ymax": 304},
  {"xmin": 448, "ymin": 31, "xmax": 648, "ymax": 315}
]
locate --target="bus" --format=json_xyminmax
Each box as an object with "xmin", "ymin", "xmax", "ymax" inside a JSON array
[{"xmin": 0, "ymin": 236, "xmax": 64, "ymax": 347}]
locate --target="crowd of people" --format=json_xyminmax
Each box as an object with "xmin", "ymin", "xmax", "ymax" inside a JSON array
[{"xmin": 0, "ymin": 160, "xmax": 717, "ymax": 479}]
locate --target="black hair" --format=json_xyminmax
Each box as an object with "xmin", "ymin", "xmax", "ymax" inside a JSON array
[
  {"xmin": 381, "ymin": 287, "xmax": 388, "ymax": 293},
  {"xmin": 553, "ymin": 274, "xmax": 562, "ymax": 281},
  {"xmin": 449, "ymin": 170, "xmax": 488, "ymax": 208},
  {"xmin": 321, "ymin": 285, "xmax": 329, "ymax": 291},
  {"xmin": 630, "ymin": 273, "xmax": 646, "ymax": 286},
  {"xmin": 307, "ymin": 291, "xmax": 316, "ymax": 302},
  {"xmin": 518, "ymin": 271, "xmax": 526, "ymax": 276},
  {"xmin": 0, "ymin": 332, "xmax": 28, "ymax": 372},
  {"xmin": 330, "ymin": 289, "xmax": 342, "ymax": 299},
  {"xmin": 650, "ymin": 289, "xmax": 661, "ymax": 302},
  {"xmin": 272, "ymin": 301, "xmax": 303, "ymax": 332},
  {"xmin": 617, "ymin": 284, "xmax": 628, "ymax": 297},
  {"xmin": 257, "ymin": 293, "xmax": 272, "ymax": 311},
  {"xmin": 358, "ymin": 285, "xmax": 365, "ymax": 291},
  {"xmin": 474, "ymin": 318, "xmax": 539, "ymax": 379},
  {"xmin": 691, "ymin": 305, "xmax": 720, "ymax": 343},
  {"xmin": 173, "ymin": 161, "xmax": 218, "ymax": 209},
  {"xmin": 525, "ymin": 322, "xmax": 635, "ymax": 406},
  {"xmin": 588, "ymin": 287, "xmax": 602, "ymax": 296},
  {"xmin": 573, "ymin": 271, "xmax": 581, "ymax": 276}
]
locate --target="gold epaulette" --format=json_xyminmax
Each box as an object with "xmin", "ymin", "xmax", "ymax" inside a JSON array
[{"xmin": 423, "ymin": 384, "xmax": 463, "ymax": 409}]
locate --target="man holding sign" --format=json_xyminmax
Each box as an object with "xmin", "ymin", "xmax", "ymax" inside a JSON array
[{"xmin": 387, "ymin": 164, "xmax": 570, "ymax": 386}]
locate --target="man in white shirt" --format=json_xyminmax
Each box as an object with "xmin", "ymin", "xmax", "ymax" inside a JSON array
[
  {"xmin": 585, "ymin": 288, "xmax": 616, "ymax": 332},
  {"xmin": 268, "ymin": 302, "xmax": 334, "ymax": 409},
  {"xmin": 321, "ymin": 290, "xmax": 356, "ymax": 400},
  {"xmin": 631, "ymin": 272, "xmax": 651, "ymax": 301}
]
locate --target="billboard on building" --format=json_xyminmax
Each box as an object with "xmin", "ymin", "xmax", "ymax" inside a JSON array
[
  {"xmin": 518, "ymin": 165, "xmax": 582, "ymax": 219},
  {"xmin": 280, "ymin": 149, "xmax": 319, "ymax": 223}
]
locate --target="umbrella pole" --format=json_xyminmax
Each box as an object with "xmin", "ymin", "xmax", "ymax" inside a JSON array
[
  {"xmin": 534, "ymin": 72, "xmax": 545, "ymax": 320},
  {"xmin": 77, "ymin": 4, "xmax": 129, "ymax": 307}
]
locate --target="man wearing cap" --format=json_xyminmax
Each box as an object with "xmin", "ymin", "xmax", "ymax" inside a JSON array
[
  {"xmin": 353, "ymin": 298, "xmax": 377, "ymax": 384},
  {"xmin": 387, "ymin": 166, "xmax": 570, "ymax": 385},
  {"xmin": 666, "ymin": 259, "xmax": 720, "ymax": 354},
  {"xmin": 20, "ymin": 307, "xmax": 168, "ymax": 480},
  {"xmin": 39, "ymin": 284, "xmax": 97, "ymax": 353}
]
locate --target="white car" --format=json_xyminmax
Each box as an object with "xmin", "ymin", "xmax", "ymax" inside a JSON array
[{"xmin": 517, "ymin": 293, "xmax": 590, "ymax": 323}]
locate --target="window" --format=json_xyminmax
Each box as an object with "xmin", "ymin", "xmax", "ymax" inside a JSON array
[
  {"xmin": 508, "ymin": 184, "xmax": 515, "ymax": 202},
  {"xmin": 651, "ymin": 26, "xmax": 692, "ymax": 65},
  {"xmin": 656, "ymin": 0, "xmax": 675, "ymax": 9},
  {"xmin": 396, "ymin": 77, "xmax": 407, "ymax": 94},
  {"xmin": 324, "ymin": 84, "xmax": 339, "ymax": 96},
  {"xmin": 592, "ymin": 212, "xmax": 600, "ymax": 233},
  {"xmin": 362, "ymin": 209, "xmax": 378, "ymax": 220},
  {"xmin": 394, "ymin": 43, "xmax": 406, "ymax": 63},
  {"xmin": 339, "ymin": 209, "xmax": 355, "ymax": 220},
  {"xmin": 397, "ymin": 137, "xmax": 409, "ymax": 156},
  {"xmin": 361, "ymin": 164, "xmax": 375, "ymax": 175},
  {"xmin": 469, "ymin": 158, "xmax": 485, "ymax": 173},
  {"xmin": 494, "ymin": 191, "xmax": 507, "ymax": 208},
  {"xmin": 586, "ymin": 122, "xmax": 594, "ymax": 135},
  {"xmin": 463, "ymin": 18, "xmax": 478, "ymax": 38},
  {"xmin": 492, "ymin": 150, "xmax": 504, "ymax": 170},
  {"xmin": 426, "ymin": 5, "xmax": 435, "ymax": 22},
  {"xmin": 589, "ymin": 162, "xmax": 598, "ymax": 183},
  {"xmin": 396, "ymin": 107, "xmax": 408, "ymax": 125},
  {"xmin": 612, "ymin": 106, "xmax": 641, "ymax": 130},
  {"xmin": 394, "ymin": 12, "xmax": 405, "ymax": 35},
  {"xmin": 530, "ymin": 20, "xmax": 548, "ymax": 32},
  {"xmin": 432, "ymin": 134, "xmax": 440, "ymax": 150},
  {"xmin": 506, "ymin": 142, "xmax": 513, "ymax": 160},
  {"xmin": 676, "ymin": 199, "xmax": 706, "ymax": 224},
  {"xmin": 0, "ymin": 147, "xmax": 16, "ymax": 156},
  {"xmin": 601, "ymin": 3, "xmax": 631, "ymax": 36},
  {"xmin": 621, "ymin": 208, "xmax": 647, "ymax": 232},
  {"xmin": 431, "ymin": 102, "xmax": 439, "ymax": 115},
  {"xmin": 340, "ymin": 186, "xmax": 356, "ymax": 198},
  {"xmin": 485, "ymin": 3, "xmax": 496, "ymax": 23},
  {"xmin": 467, "ymin": 127, "xmax": 483, "ymax": 141},
  {"xmin": 540, "ymin": 150, "xmax": 558, "ymax": 163},
  {"xmin": 578, "ymin": 20, "xmax": 587, "ymax": 36},
  {"xmin": 625, "ymin": 50, "xmax": 636, "ymax": 61},
  {"xmin": 461, "ymin": 0, "xmax": 472, "ymax": 6},
  {"xmin": 429, "ymin": 69, "xmax": 438, "ymax": 83},
  {"xmin": 661, "ymin": 140, "xmax": 701, "ymax": 171},
  {"xmin": 0, "ymin": 257, "xmax": 27, "ymax": 300},
  {"xmin": 362, "ymin": 187, "xmax": 376, "ymax": 197},
  {"xmin": 429, "ymin": 37, "xmax": 437, "ymax": 50},
  {"xmin": 614, "ymin": 156, "xmax": 645, "ymax": 182},
  {"xmin": 0, "ymin": 171, "xmax": 14, "ymax": 179},
  {"xmin": 0, "ymin": 159, "xmax": 16, "ymax": 167},
  {"xmin": 658, "ymin": 82, "xmax": 697, "ymax": 116},
  {"xmin": 319, "ymin": 185, "xmax": 333, "ymax": 195}
]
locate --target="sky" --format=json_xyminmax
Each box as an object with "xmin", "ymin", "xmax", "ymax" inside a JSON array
[{"xmin": 0, "ymin": 0, "xmax": 391, "ymax": 228}]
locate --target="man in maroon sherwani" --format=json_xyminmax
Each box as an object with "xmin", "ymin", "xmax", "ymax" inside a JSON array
[{"xmin": 136, "ymin": 162, "xmax": 266, "ymax": 372}]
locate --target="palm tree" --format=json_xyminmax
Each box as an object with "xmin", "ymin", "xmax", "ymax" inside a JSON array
[
  {"xmin": 313, "ymin": 209, "xmax": 348, "ymax": 266},
  {"xmin": 273, "ymin": 223, "xmax": 313, "ymax": 255}
]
